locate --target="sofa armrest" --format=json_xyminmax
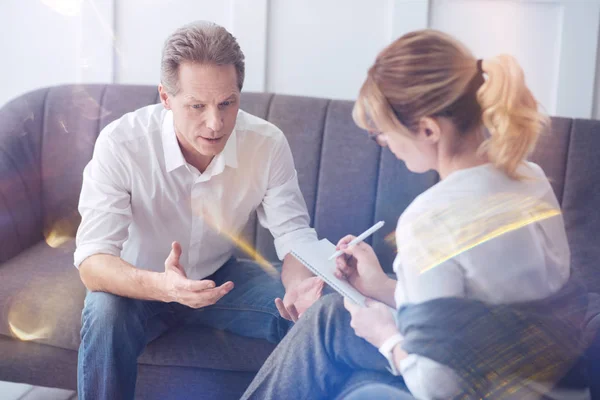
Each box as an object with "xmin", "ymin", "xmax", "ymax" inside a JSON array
[{"xmin": 0, "ymin": 89, "xmax": 48, "ymax": 263}]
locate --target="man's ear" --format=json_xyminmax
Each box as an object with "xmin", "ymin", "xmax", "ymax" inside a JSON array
[
  {"xmin": 416, "ymin": 117, "xmax": 441, "ymax": 144},
  {"xmin": 158, "ymin": 84, "xmax": 171, "ymax": 110}
]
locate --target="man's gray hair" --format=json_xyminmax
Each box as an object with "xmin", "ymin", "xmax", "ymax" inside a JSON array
[{"xmin": 161, "ymin": 21, "xmax": 245, "ymax": 95}]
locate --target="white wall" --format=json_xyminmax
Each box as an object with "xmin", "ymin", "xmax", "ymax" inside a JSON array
[
  {"xmin": 1, "ymin": 0, "xmax": 82, "ymax": 104},
  {"xmin": 1, "ymin": 0, "xmax": 599, "ymax": 119},
  {"xmin": 0, "ymin": 0, "xmax": 113, "ymax": 106},
  {"xmin": 432, "ymin": 0, "xmax": 562, "ymax": 116},
  {"xmin": 595, "ymin": 20, "xmax": 600, "ymax": 119}
]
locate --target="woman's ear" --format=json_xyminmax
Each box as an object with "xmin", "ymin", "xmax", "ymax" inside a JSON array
[{"xmin": 417, "ymin": 117, "xmax": 441, "ymax": 143}]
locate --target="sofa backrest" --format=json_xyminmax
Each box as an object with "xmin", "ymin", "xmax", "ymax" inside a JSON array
[{"xmin": 1, "ymin": 84, "xmax": 599, "ymax": 293}]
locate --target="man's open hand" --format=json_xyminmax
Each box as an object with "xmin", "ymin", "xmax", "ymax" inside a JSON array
[{"xmin": 161, "ymin": 241, "xmax": 234, "ymax": 308}]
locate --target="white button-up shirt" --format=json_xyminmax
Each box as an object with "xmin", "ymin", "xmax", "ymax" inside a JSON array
[{"xmin": 74, "ymin": 104, "xmax": 317, "ymax": 279}]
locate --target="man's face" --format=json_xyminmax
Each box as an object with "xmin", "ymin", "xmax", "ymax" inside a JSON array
[{"xmin": 160, "ymin": 62, "xmax": 240, "ymax": 163}]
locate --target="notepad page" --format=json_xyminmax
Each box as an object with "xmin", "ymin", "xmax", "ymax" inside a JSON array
[{"xmin": 291, "ymin": 239, "xmax": 367, "ymax": 306}]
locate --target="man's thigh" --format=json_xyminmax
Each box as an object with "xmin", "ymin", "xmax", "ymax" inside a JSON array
[
  {"xmin": 181, "ymin": 258, "xmax": 291, "ymax": 342},
  {"xmin": 212, "ymin": 258, "xmax": 285, "ymax": 310},
  {"xmin": 81, "ymin": 291, "xmax": 178, "ymax": 346}
]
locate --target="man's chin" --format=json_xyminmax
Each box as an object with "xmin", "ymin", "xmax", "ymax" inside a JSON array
[
  {"xmin": 195, "ymin": 149, "xmax": 221, "ymax": 158},
  {"xmin": 193, "ymin": 145, "xmax": 224, "ymax": 157}
]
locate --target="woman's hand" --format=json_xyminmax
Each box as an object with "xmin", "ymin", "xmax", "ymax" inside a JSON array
[
  {"xmin": 334, "ymin": 235, "xmax": 391, "ymax": 300},
  {"xmin": 344, "ymin": 297, "xmax": 400, "ymax": 348}
]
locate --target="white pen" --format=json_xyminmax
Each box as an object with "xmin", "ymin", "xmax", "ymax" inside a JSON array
[{"xmin": 327, "ymin": 221, "xmax": 385, "ymax": 260}]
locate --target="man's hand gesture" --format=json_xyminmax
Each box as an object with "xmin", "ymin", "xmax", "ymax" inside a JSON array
[{"xmin": 161, "ymin": 241, "xmax": 234, "ymax": 308}]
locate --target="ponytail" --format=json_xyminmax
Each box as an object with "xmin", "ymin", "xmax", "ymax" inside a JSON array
[{"xmin": 477, "ymin": 55, "xmax": 549, "ymax": 179}]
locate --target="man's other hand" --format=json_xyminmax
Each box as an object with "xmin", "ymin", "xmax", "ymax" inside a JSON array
[{"xmin": 275, "ymin": 276, "xmax": 324, "ymax": 322}]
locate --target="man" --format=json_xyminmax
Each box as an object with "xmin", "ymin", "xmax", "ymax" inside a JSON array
[{"xmin": 74, "ymin": 21, "xmax": 322, "ymax": 399}]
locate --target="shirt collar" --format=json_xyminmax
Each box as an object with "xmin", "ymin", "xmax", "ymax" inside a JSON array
[
  {"xmin": 162, "ymin": 110, "xmax": 186, "ymax": 173},
  {"xmin": 223, "ymin": 128, "xmax": 238, "ymax": 169},
  {"xmin": 161, "ymin": 109, "xmax": 239, "ymax": 174}
]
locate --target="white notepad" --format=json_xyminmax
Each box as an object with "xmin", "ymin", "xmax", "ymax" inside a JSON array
[{"xmin": 291, "ymin": 239, "xmax": 367, "ymax": 306}]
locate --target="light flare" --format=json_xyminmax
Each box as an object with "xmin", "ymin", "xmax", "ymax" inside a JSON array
[
  {"xmin": 384, "ymin": 193, "xmax": 562, "ymax": 274},
  {"xmin": 196, "ymin": 200, "xmax": 277, "ymax": 275},
  {"xmin": 84, "ymin": 0, "xmax": 129, "ymax": 68},
  {"xmin": 218, "ymin": 229, "xmax": 277, "ymax": 276},
  {"xmin": 70, "ymin": 86, "xmax": 112, "ymax": 120},
  {"xmin": 41, "ymin": 0, "xmax": 82, "ymax": 16},
  {"xmin": 8, "ymin": 321, "xmax": 51, "ymax": 342},
  {"xmin": 44, "ymin": 214, "xmax": 79, "ymax": 248},
  {"xmin": 418, "ymin": 208, "xmax": 560, "ymax": 274},
  {"xmin": 7, "ymin": 282, "xmax": 61, "ymax": 341},
  {"xmin": 59, "ymin": 119, "xmax": 69, "ymax": 133}
]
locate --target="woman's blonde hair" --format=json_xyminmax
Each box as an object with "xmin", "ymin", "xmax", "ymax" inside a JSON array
[{"xmin": 353, "ymin": 29, "xmax": 548, "ymax": 179}]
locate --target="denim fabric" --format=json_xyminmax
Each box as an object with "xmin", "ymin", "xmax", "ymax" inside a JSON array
[
  {"xmin": 77, "ymin": 258, "xmax": 291, "ymax": 400},
  {"xmin": 241, "ymin": 294, "xmax": 405, "ymax": 400}
]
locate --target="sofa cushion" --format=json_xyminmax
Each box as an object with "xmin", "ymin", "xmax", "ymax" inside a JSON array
[
  {"xmin": 0, "ymin": 335, "xmax": 261, "ymax": 399},
  {"xmin": 0, "ymin": 240, "xmax": 84, "ymax": 349},
  {"xmin": 561, "ymin": 119, "xmax": 600, "ymax": 294},
  {"xmin": 0, "ymin": 88, "xmax": 47, "ymax": 264},
  {"xmin": 0, "ymin": 240, "xmax": 275, "ymax": 372}
]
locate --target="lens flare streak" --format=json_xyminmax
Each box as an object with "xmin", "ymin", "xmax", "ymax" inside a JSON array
[{"xmin": 386, "ymin": 193, "xmax": 562, "ymax": 275}]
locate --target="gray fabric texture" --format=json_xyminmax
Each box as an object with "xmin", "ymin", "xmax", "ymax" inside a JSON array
[
  {"xmin": 373, "ymin": 150, "xmax": 439, "ymax": 271},
  {"xmin": 561, "ymin": 119, "xmax": 600, "ymax": 293},
  {"xmin": 133, "ymin": 365, "xmax": 257, "ymax": 400},
  {"xmin": 333, "ymin": 371, "xmax": 412, "ymax": 400},
  {"xmin": 241, "ymin": 294, "xmax": 406, "ymax": 400},
  {"xmin": 529, "ymin": 117, "xmax": 572, "ymax": 203},
  {"xmin": 314, "ymin": 101, "xmax": 380, "ymax": 250},
  {"xmin": 0, "ymin": 88, "xmax": 46, "ymax": 263},
  {"xmin": 0, "ymin": 335, "xmax": 260, "ymax": 400},
  {"xmin": 1, "ymin": 84, "xmax": 599, "ymax": 398},
  {"xmin": 396, "ymin": 278, "xmax": 588, "ymax": 398}
]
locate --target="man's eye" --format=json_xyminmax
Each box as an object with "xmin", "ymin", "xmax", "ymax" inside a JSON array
[
  {"xmin": 220, "ymin": 101, "xmax": 232, "ymax": 107},
  {"xmin": 191, "ymin": 104, "xmax": 204, "ymax": 109}
]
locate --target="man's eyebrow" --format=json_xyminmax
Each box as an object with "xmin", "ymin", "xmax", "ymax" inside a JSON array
[
  {"xmin": 185, "ymin": 94, "xmax": 238, "ymax": 103},
  {"xmin": 219, "ymin": 95, "xmax": 237, "ymax": 102},
  {"xmin": 184, "ymin": 96, "xmax": 204, "ymax": 102}
]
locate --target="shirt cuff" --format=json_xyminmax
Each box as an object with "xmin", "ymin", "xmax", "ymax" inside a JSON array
[
  {"xmin": 73, "ymin": 244, "xmax": 121, "ymax": 268},
  {"xmin": 273, "ymin": 227, "xmax": 318, "ymax": 260}
]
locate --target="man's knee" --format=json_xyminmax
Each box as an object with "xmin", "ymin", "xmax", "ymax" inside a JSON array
[{"xmin": 80, "ymin": 292, "xmax": 142, "ymax": 340}]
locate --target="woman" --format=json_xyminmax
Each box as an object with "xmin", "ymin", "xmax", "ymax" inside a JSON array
[{"xmin": 241, "ymin": 29, "xmax": 586, "ymax": 399}]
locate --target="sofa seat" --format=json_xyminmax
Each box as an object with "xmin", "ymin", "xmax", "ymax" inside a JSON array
[{"xmin": 0, "ymin": 240, "xmax": 276, "ymax": 374}]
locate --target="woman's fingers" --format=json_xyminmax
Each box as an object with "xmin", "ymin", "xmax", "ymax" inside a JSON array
[{"xmin": 336, "ymin": 235, "xmax": 357, "ymax": 250}]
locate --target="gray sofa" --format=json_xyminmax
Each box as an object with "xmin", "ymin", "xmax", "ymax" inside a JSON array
[{"xmin": 0, "ymin": 84, "xmax": 599, "ymax": 399}]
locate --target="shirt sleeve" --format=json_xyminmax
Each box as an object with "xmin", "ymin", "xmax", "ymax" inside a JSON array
[
  {"xmin": 395, "ymin": 207, "xmax": 466, "ymax": 303},
  {"xmin": 256, "ymin": 131, "xmax": 318, "ymax": 260},
  {"xmin": 73, "ymin": 134, "xmax": 132, "ymax": 268},
  {"xmin": 394, "ymin": 210, "xmax": 466, "ymax": 399},
  {"xmin": 400, "ymin": 355, "xmax": 463, "ymax": 399}
]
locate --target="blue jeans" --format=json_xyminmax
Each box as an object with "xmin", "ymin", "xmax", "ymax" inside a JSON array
[{"xmin": 77, "ymin": 258, "xmax": 292, "ymax": 400}]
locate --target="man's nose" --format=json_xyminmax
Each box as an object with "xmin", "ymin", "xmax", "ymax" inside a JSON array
[{"xmin": 205, "ymin": 107, "xmax": 224, "ymax": 133}]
